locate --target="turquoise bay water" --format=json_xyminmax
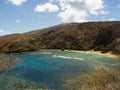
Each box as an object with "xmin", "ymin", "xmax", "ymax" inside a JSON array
[{"xmin": 6, "ymin": 50, "xmax": 120, "ymax": 89}]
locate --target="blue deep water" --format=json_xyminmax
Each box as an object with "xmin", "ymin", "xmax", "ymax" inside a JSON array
[{"xmin": 5, "ymin": 50, "xmax": 120, "ymax": 89}]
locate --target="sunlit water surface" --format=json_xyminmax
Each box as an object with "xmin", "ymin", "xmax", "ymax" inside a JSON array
[{"xmin": 5, "ymin": 50, "xmax": 120, "ymax": 89}]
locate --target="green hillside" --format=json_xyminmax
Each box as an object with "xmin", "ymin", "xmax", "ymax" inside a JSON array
[{"xmin": 0, "ymin": 21, "xmax": 120, "ymax": 54}]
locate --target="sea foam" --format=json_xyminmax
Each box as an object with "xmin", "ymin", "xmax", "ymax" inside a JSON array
[
  {"xmin": 41, "ymin": 52, "xmax": 52, "ymax": 54},
  {"xmin": 53, "ymin": 55, "xmax": 84, "ymax": 61}
]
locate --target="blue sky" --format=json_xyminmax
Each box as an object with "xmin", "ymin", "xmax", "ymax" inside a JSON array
[{"xmin": 0, "ymin": 0, "xmax": 120, "ymax": 35}]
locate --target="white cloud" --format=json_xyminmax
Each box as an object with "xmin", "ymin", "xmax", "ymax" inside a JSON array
[
  {"xmin": 0, "ymin": 29, "xmax": 12, "ymax": 36},
  {"xmin": 35, "ymin": 0, "xmax": 108, "ymax": 22},
  {"xmin": 57, "ymin": 0, "xmax": 106, "ymax": 22},
  {"xmin": 8, "ymin": 0, "xmax": 26, "ymax": 6},
  {"xmin": 35, "ymin": 3, "xmax": 59, "ymax": 12},
  {"xmin": 100, "ymin": 10, "xmax": 109, "ymax": 15},
  {"xmin": 58, "ymin": 8, "xmax": 88, "ymax": 22},
  {"xmin": 16, "ymin": 19, "xmax": 21, "ymax": 24}
]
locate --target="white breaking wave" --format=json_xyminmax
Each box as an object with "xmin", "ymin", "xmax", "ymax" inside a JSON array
[
  {"xmin": 53, "ymin": 55, "xmax": 84, "ymax": 61},
  {"xmin": 41, "ymin": 52, "xmax": 52, "ymax": 54}
]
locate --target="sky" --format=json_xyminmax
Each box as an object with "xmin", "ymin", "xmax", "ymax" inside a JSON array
[{"xmin": 0, "ymin": 0, "xmax": 120, "ymax": 36}]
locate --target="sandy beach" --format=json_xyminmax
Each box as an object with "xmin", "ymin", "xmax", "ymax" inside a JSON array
[{"xmin": 65, "ymin": 50, "xmax": 119, "ymax": 59}]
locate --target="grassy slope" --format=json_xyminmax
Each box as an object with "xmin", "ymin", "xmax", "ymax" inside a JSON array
[
  {"xmin": 63, "ymin": 69, "xmax": 120, "ymax": 90},
  {"xmin": 0, "ymin": 21, "xmax": 120, "ymax": 54},
  {"xmin": 0, "ymin": 54, "xmax": 19, "ymax": 74}
]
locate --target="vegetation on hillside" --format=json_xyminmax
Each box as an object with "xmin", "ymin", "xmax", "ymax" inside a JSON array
[
  {"xmin": 0, "ymin": 54, "xmax": 20, "ymax": 74},
  {"xmin": 63, "ymin": 68, "xmax": 120, "ymax": 90},
  {"xmin": 0, "ymin": 21, "xmax": 120, "ymax": 54},
  {"xmin": 0, "ymin": 21, "xmax": 120, "ymax": 89}
]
